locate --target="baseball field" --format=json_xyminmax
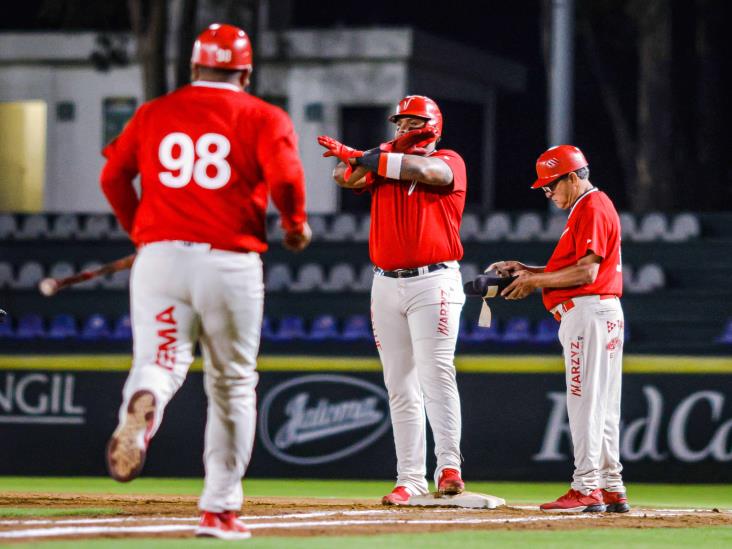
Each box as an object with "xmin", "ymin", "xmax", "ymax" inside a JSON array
[{"xmin": 1, "ymin": 478, "xmax": 731, "ymax": 547}]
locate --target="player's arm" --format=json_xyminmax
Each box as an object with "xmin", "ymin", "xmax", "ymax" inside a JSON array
[
  {"xmin": 332, "ymin": 162, "xmax": 370, "ymax": 188},
  {"xmin": 355, "ymin": 150, "xmax": 453, "ymax": 187},
  {"xmin": 501, "ymin": 253, "xmax": 602, "ymax": 300},
  {"xmin": 100, "ymin": 114, "xmax": 142, "ymax": 237}
]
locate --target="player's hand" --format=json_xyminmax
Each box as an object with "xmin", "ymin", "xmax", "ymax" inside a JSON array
[
  {"xmin": 283, "ymin": 222, "xmax": 312, "ymax": 253},
  {"xmin": 317, "ymin": 135, "xmax": 363, "ymax": 164},
  {"xmin": 390, "ymin": 127, "xmax": 438, "ymax": 153},
  {"xmin": 501, "ymin": 270, "xmax": 536, "ymax": 300},
  {"xmin": 486, "ymin": 260, "xmax": 527, "ymax": 277}
]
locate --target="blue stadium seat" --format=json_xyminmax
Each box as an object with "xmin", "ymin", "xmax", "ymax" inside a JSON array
[
  {"xmin": 341, "ymin": 314, "xmax": 371, "ymax": 341},
  {"xmin": 48, "ymin": 314, "xmax": 78, "ymax": 340},
  {"xmin": 532, "ymin": 318, "xmax": 559, "ymax": 344},
  {"xmin": 501, "ymin": 317, "xmax": 531, "ymax": 343},
  {"xmin": 15, "ymin": 314, "xmax": 45, "ymax": 339},
  {"xmin": 261, "ymin": 316, "xmax": 275, "ymax": 341},
  {"xmin": 308, "ymin": 315, "xmax": 339, "ymax": 341},
  {"xmin": 0, "ymin": 315, "xmax": 14, "ymax": 338},
  {"xmin": 111, "ymin": 314, "xmax": 132, "ymax": 341},
  {"xmin": 716, "ymin": 319, "xmax": 732, "ymax": 344},
  {"xmin": 80, "ymin": 314, "xmax": 111, "ymax": 340},
  {"xmin": 466, "ymin": 320, "xmax": 500, "ymax": 343},
  {"xmin": 271, "ymin": 315, "xmax": 306, "ymax": 341}
]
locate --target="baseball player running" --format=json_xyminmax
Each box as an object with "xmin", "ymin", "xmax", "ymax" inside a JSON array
[
  {"xmin": 100, "ymin": 23, "xmax": 311, "ymax": 539},
  {"xmin": 490, "ymin": 145, "xmax": 629, "ymax": 513},
  {"xmin": 318, "ymin": 96, "xmax": 467, "ymax": 505}
]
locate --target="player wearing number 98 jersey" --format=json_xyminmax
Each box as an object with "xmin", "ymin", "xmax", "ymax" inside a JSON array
[{"xmin": 100, "ymin": 23, "xmax": 310, "ymax": 539}]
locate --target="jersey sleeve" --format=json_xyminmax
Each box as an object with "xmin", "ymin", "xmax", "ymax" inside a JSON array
[
  {"xmin": 99, "ymin": 108, "xmax": 143, "ymax": 238},
  {"xmin": 435, "ymin": 149, "xmax": 466, "ymax": 192},
  {"xmin": 573, "ymin": 205, "xmax": 610, "ymax": 260},
  {"xmin": 256, "ymin": 108, "xmax": 307, "ymax": 232}
]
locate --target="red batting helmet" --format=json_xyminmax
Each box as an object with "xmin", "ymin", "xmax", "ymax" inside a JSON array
[
  {"xmin": 532, "ymin": 145, "xmax": 588, "ymax": 189},
  {"xmin": 389, "ymin": 95, "xmax": 443, "ymax": 137},
  {"xmin": 191, "ymin": 23, "xmax": 253, "ymax": 71}
]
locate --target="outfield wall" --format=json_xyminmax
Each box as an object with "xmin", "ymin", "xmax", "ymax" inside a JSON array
[{"xmin": 1, "ymin": 355, "xmax": 731, "ymax": 482}]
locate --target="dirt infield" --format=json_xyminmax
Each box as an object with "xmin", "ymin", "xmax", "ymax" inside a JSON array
[{"xmin": 1, "ymin": 492, "xmax": 731, "ymax": 542}]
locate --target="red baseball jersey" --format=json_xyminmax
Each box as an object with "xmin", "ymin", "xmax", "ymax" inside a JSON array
[
  {"xmin": 100, "ymin": 81, "xmax": 306, "ymax": 253},
  {"xmin": 368, "ymin": 149, "xmax": 466, "ymax": 270},
  {"xmin": 542, "ymin": 188, "xmax": 623, "ymax": 311}
]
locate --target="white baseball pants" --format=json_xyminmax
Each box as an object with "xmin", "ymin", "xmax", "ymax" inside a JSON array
[
  {"xmin": 556, "ymin": 295, "xmax": 625, "ymax": 494},
  {"xmin": 120, "ymin": 241, "xmax": 263, "ymax": 512},
  {"xmin": 371, "ymin": 264, "xmax": 465, "ymax": 495}
]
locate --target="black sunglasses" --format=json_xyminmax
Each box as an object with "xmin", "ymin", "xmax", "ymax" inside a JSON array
[{"xmin": 541, "ymin": 175, "xmax": 566, "ymax": 194}]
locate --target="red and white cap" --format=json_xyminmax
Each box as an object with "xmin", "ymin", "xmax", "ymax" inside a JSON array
[{"xmin": 532, "ymin": 145, "xmax": 588, "ymax": 188}]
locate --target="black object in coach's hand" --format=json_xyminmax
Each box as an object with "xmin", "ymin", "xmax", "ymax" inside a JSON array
[{"xmin": 463, "ymin": 270, "xmax": 517, "ymax": 299}]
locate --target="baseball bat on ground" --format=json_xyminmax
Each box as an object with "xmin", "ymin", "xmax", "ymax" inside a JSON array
[{"xmin": 38, "ymin": 254, "xmax": 136, "ymax": 296}]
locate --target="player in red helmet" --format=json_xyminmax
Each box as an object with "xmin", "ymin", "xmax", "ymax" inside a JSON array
[
  {"xmin": 318, "ymin": 95, "xmax": 468, "ymax": 505},
  {"xmin": 101, "ymin": 23, "xmax": 311, "ymax": 539},
  {"xmin": 489, "ymin": 144, "xmax": 629, "ymax": 514}
]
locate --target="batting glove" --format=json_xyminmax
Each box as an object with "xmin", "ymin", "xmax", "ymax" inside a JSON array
[{"xmin": 317, "ymin": 135, "xmax": 364, "ymax": 164}]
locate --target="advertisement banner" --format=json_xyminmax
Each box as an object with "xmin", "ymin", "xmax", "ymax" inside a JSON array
[{"xmin": 1, "ymin": 369, "xmax": 731, "ymax": 482}]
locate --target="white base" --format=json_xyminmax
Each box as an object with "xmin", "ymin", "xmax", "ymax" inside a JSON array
[{"xmin": 408, "ymin": 491, "xmax": 506, "ymax": 509}]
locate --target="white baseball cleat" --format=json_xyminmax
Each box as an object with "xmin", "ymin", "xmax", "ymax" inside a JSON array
[{"xmin": 106, "ymin": 390, "xmax": 156, "ymax": 482}]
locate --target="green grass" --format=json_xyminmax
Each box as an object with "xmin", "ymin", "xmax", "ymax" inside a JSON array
[
  {"xmin": 2, "ymin": 477, "xmax": 732, "ymax": 509},
  {"xmin": 0, "ymin": 507, "xmax": 120, "ymax": 518},
  {"xmin": 5, "ymin": 528, "xmax": 732, "ymax": 549}
]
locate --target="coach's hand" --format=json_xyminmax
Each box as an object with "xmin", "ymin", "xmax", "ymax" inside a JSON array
[
  {"xmin": 501, "ymin": 270, "xmax": 536, "ymax": 300},
  {"xmin": 487, "ymin": 260, "xmax": 530, "ymax": 277},
  {"xmin": 283, "ymin": 222, "xmax": 312, "ymax": 253}
]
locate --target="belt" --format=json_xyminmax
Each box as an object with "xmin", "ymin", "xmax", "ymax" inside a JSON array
[
  {"xmin": 551, "ymin": 294, "xmax": 617, "ymax": 322},
  {"xmin": 374, "ymin": 262, "xmax": 448, "ymax": 279}
]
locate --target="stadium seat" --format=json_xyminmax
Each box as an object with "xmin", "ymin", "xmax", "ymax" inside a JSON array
[
  {"xmin": 633, "ymin": 264, "xmax": 665, "ymax": 293},
  {"xmin": 353, "ymin": 215, "xmax": 370, "ymax": 242},
  {"xmin": 80, "ymin": 314, "xmax": 111, "ymax": 340},
  {"xmin": 271, "ymin": 315, "xmax": 306, "ymax": 341},
  {"xmin": 111, "ymin": 314, "xmax": 132, "ymax": 341},
  {"xmin": 15, "ymin": 314, "xmax": 45, "ymax": 339},
  {"xmin": 12, "ymin": 261, "xmax": 44, "ymax": 290},
  {"xmin": 308, "ymin": 315, "xmax": 339, "ymax": 340},
  {"xmin": 715, "ymin": 319, "xmax": 732, "ymax": 344},
  {"xmin": 342, "ymin": 314, "xmax": 371, "ymax": 341},
  {"xmin": 261, "ymin": 316, "xmax": 275, "ymax": 341},
  {"xmin": 308, "ymin": 215, "xmax": 328, "ymax": 241},
  {"xmin": 0, "ymin": 214, "xmax": 17, "ymax": 239},
  {"xmin": 79, "ymin": 214, "xmax": 112, "ymax": 239},
  {"xmin": 102, "ymin": 268, "xmax": 130, "ymax": 290},
  {"xmin": 665, "ymin": 213, "xmax": 701, "ymax": 242},
  {"xmin": 466, "ymin": 320, "xmax": 500, "ymax": 343},
  {"xmin": 532, "ymin": 318, "xmax": 559, "ymax": 344},
  {"xmin": 619, "ymin": 212, "xmax": 637, "ymax": 241},
  {"xmin": 621, "ymin": 264, "xmax": 634, "ymax": 290},
  {"xmin": 265, "ymin": 264, "xmax": 293, "ymax": 292},
  {"xmin": 48, "ymin": 314, "xmax": 78, "ymax": 340},
  {"xmin": 108, "ymin": 217, "xmax": 129, "ymax": 240},
  {"xmin": 541, "ymin": 215, "xmax": 567, "ymax": 242},
  {"xmin": 459, "ymin": 263, "xmax": 479, "ymax": 286},
  {"xmin": 482, "ymin": 212, "xmax": 511, "ymax": 241},
  {"xmin": 290, "ymin": 264, "xmax": 325, "ymax": 292},
  {"xmin": 352, "ymin": 264, "xmax": 375, "ymax": 292},
  {"xmin": 459, "ymin": 213, "xmax": 481, "ymax": 242},
  {"xmin": 501, "ymin": 317, "xmax": 531, "ymax": 343},
  {"xmin": 322, "ymin": 263, "xmax": 356, "ymax": 292},
  {"xmin": 50, "ymin": 214, "xmax": 80, "ymax": 239},
  {"xmin": 325, "ymin": 213, "xmax": 357, "ymax": 242},
  {"xmin": 15, "ymin": 214, "xmax": 50, "ymax": 240},
  {"xmin": 509, "ymin": 213, "xmax": 543, "ymax": 241},
  {"xmin": 634, "ymin": 213, "xmax": 668, "ymax": 242},
  {"xmin": 48, "ymin": 261, "xmax": 75, "ymax": 282},
  {"xmin": 0, "ymin": 262, "xmax": 13, "ymax": 288},
  {"xmin": 0, "ymin": 315, "xmax": 14, "ymax": 338}
]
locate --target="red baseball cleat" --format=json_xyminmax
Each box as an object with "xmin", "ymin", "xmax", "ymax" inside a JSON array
[
  {"xmin": 540, "ymin": 488, "xmax": 607, "ymax": 513},
  {"xmin": 195, "ymin": 511, "xmax": 251, "ymax": 540},
  {"xmin": 602, "ymin": 489, "xmax": 631, "ymax": 513},
  {"xmin": 438, "ymin": 468, "xmax": 465, "ymax": 496},
  {"xmin": 106, "ymin": 390, "xmax": 156, "ymax": 482},
  {"xmin": 382, "ymin": 486, "xmax": 411, "ymax": 505}
]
